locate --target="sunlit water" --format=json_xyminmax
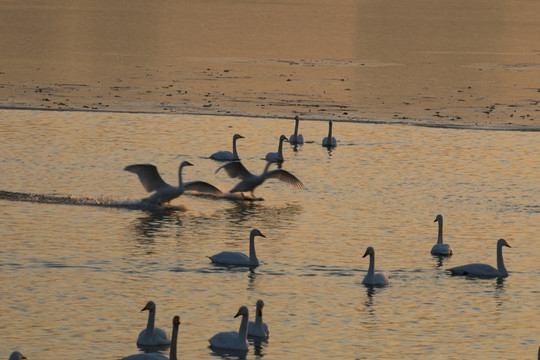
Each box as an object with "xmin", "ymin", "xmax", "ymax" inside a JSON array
[{"xmin": 1, "ymin": 109, "xmax": 539, "ymax": 359}]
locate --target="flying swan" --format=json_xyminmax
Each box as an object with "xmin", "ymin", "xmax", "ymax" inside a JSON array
[
  {"xmin": 362, "ymin": 247, "xmax": 389, "ymax": 286},
  {"xmin": 289, "ymin": 116, "xmax": 304, "ymax": 145},
  {"xmin": 448, "ymin": 238, "xmax": 511, "ymax": 278},
  {"xmin": 209, "ymin": 229, "xmax": 266, "ymax": 267},
  {"xmin": 248, "ymin": 299, "xmax": 270, "ymax": 338},
  {"xmin": 215, "ymin": 161, "xmax": 304, "ymax": 199},
  {"xmin": 124, "ymin": 161, "xmax": 223, "ymax": 205},
  {"xmin": 210, "ymin": 134, "xmax": 244, "ymax": 161},
  {"xmin": 431, "ymin": 214, "xmax": 454, "ymax": 256},
  {"xmin": 265, "ymin": 135, "xmax": 288, "ymax": 164},
  {"xmin": 123, "ymin": 315, "xmax": 180, "ymax": 360},
  {"xmin": 322, "ymin": 120, "xmax": 337, "ymax": 148},
  {"xmin": 137, "ymin": 301, "xmax": 171, "ymax": 347},
  {"xmin": 209, "ymin": 306, "xmax": 250, "ymax": 351}
]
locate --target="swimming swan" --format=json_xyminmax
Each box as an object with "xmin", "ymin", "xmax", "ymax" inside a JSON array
[
  {"xmin": 125, "ymin": 161, "xmax": 223, "ymax": 205},
  {"xmin": 215, "ymin": 161, "xmax": 304, "ymax": 198},
  {"xmin": 322, "ymin": 120, "xmax": 337, "ymax": 147},
  {"xmin": 265, "ymin": 135, "xmax": 288, "ymax": 164},
  {"xmin": 248, "ymin": 299, "xmax": 270, "ymax": 338},
  {"xmin": 9, "ymin": 352, "xmax": 27, "ymax": 360},
  {"xmin": 209, "ymin": 306, "xmax": 249, "ymax": 351},
  {"xmin": 210, "ymin": 134, "xmax": 244, "ymax": 161},
  {"xmin": 431, "ymin": 214, "xmax": 453, "ymax": 256},
  {"xmin": 289, "ymin": 116, "xmax": 304, "ymax": 145},
  {"xmin": 123, "ymin": 315, "xmax": 180, "ymax": 360},
  {"xmin": 137, "ymin": 301, "xmax": 171, "ymax": 347},
  {"xmin": 362, "ymin": 247, "xmax": 389, "ymax": 286},
  {"xmin": 209, "ymin": 229, "xmax": 266, "ymax": 266},
  {"xmin": 448, "ymin": 238, "xmax": 511, "ymax": 278}
]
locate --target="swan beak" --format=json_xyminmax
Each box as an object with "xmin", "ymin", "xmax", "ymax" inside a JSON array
[
  {"xmin": 141, "ymin": 304, "xmax": 149, "ymax": 312},
  {"xmin": 505, "ymin": 243, "xmax": 511, "ymax": 248},
  {"xmin": 362, "ymin": 249, "xmax": 369, "ymax": 258},
  {"xmin": 185, "ymin": 161, "xmax": 194, "ymax": 167},
  {"xmin": 260, "ymin": 233, "xmax": 266, "ymax": 238},
  {"xmin": 234, "ymin": 310, "xmax": 242, "ymax": 318}
]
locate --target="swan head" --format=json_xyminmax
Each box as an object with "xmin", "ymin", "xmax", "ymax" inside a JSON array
[
  {"xmin": 173, "ymin": 315, "xmax": 181, "ymax": 326},
  {"xmin": 279, "ymin": 135, "xmax": 289, "ymax": 142},
  {"xmin": 233, "ymin": 134, "xmax": 245, "ymax": 140},
  {"xmin": 251, "ymin": 228, "xmax": 266, "ymax": 239},
  {"xmin": 256, "ymin": 300, "xmax": 264, "ymax": 316},
  {"xmin": 434, "ymin": 214, "xmax": 443, "ymax": 223},
  {"xmin": 362, "ymin": 247, "xmax": 374, "ymax": 258},
  {"xmin": 180, "ymin": 161, "xmax": 194, "ymax": 168},
  {"xmin": 294, "ymin": 115, "xmax": 299, "ymax": 121},
  {"xmin": 329, "ymin": 120, "xmax": 333, "ymax": 127},
  {"xmin": 9, "ymin": 352, "xmax": 27, "ymax": 360},
  {"xmin": 141, "ymin": 301, "xmax": 157, "ymax": 312},
  {"xmin": 234, "ymin": 306, "xmax": 249, "ymax": 318},
  {"xmin": 498, "ymin": 238, "xmax": 511, "ymax": 248}
]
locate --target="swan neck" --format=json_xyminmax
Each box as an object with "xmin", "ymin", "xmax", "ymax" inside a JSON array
[
  {"xmin": 277, "ymin": 138, "xmax": 285, "ymax": 156},
  {"xmin": 497, "ymin": 243, "xmax": 507, "ymax": 275},
  {"xmin": 437, "ymin": 218, "xmax": 443, "ymax": 244},
  {"xmin": 294, "ymin": 119, "xmax": 299, "ymax": 135},
  {"xmin": 368, "ymin": 251, "xmax": 375, "ymax": 277},
  {"xmin": 249, "ymin": 234, "xmax": 258, "ymax": 265},
  {"xmin": 327, "ymin": 122, "xmax": 333, "ymax": 139},
  {"xmin": 177, "ymin": 165, "xmax": 184, "ymax": 188},
  {"xmin": 169, "ymin": 322, "xmax": 179, "ymax": 360},
  {"xmin": 146, "ymin": 309, "xmax": 156, "ymax": 332},
  {"xmin": 255, "ymin": 310, "xmax": 263, "ymax": 327},
  {"xmin": 232, "ymin": 137, "xmax": 239, "ymax": 159},
  {"xmin": 262, "ymin": 162, "xmax": 272, "ymax": 174},
  {"xmin": 238, "ymin": 312, "xmax": 249, "ymax": 340}
]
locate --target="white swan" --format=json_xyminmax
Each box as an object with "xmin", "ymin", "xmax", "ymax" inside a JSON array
[
  {"xmin": 265, "ymin": 135, "xmax": 288, "ymax": 164},
  {"xmin": 209, "ymin": 229, "xmax": 265, "ymax": 266},
  {"xmin": 248, "ymin": 299, "xmax": 270, "ymax": 338},
  {"xmin": 448, "ymin": 238, "xmax": 511, "ymax": 278},
  {"xmin": 137, "ymin": 301, "xmax": 171, "ymax": 347},
  {"xmin": 431, "ymin": 214, "xmax": 453, "ymax": 256},
  {"xmin": 124, "ymin": 161, "xmax": 223, "ymax": 205},
  {"xmin": 210, "ymin": 134, "xmax": 244, "ymax": 161},
  {"xmin": 289, "ymin": 116, "xmax": 304, "ymax": 145},
  {"xmin": 362, "ymin": 247, "xmax": 389, "ymax": 286},
  {"xmin": 209, "ymin": 306, "xmax": 249, "ymax": 351},
  {"xmin": 9, "ymin": 352, "xmax": 27, "ymax": 360},
  {"xmin": 215, "ymin": 161, "xmax": 304, "ymax": 198},
  {"xmin": 322, "ymin": 120, "xmax": 337, "ymax": 147},
  {"xmin": 123, "ymin": 315, "xmax": 180, "ymax": 360}
]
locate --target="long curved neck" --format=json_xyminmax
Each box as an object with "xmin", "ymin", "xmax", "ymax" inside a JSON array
[
  {"xmin": 262, "ymin": 162, "xmax": 272, "ymax": 175},
  {"xmin": 238, "ymin": 313, "xmax": 249, "ymax": 341},
  {"xmin": 367, "ymin": 252, "xmax": 375, "ymax": 277},
  {"xmin": 437, "ymin": 218, "xmax": 443, "ymax": 244},
  {"xmin": 146, "ymin": 309, "xmax": 156, "ymax": 332},
  {"xmin": 255, "ymin": 308, "xmax": 263, "ymax": 328},
  {"xmin": 169, "ymin": 322, "xmax": 179, "ymax": 360},
  {"xmin": 177, "ymin": 165, "xmax": 184, "ymax": 188},
  {"xmin": 249, "ymin": 234, "xmax": 258, "ymax": 265},
  {"xmin": 294, "ymin": 119, "xmax": 299, "ymax": 136},
  {"xmin": 327, "ymin": 122, "xmax": 333, "ymax": 139},
  {"xmin": 232, "ymin": 137, "xmax": 239, "ymax": 160},
  {"xmin": 497, "ymin": 243, "xmax": 507, "ymax": 275},
  {"xmin": 277, "ymin": 138, "xmax": 285, "ymax": 157}
]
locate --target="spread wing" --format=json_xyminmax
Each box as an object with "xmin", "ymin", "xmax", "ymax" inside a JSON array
[
  {"xmin": 183, "ymin": 181, "xmax": 224, "ymax": 197},
  {"xmin": 264, "ymin": 169, "xmax": 304, "ymax": 189},
  {"xmin": 124, "ymin": 164, "xmax": 168, "ymax": 192},
  {"xmin": 215, "ymin": 161, "xmax": 252, "ymax": 179}
]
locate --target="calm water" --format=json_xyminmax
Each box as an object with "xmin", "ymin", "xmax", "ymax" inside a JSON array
[{"xmin": 0, "ymin": 109, "xmax": 539, "ymax": 359}]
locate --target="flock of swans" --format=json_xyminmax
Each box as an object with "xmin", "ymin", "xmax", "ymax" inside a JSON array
[{"xmin": 8, "ymin": 117, "xmax": 521, "ymax": 359}]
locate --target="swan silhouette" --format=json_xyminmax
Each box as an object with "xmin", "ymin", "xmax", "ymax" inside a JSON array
[
  {"xmin": 123, "ymin": 315, "xmax": 180, "ymax": 360},
  {"xmin": 322, "ymin": 120, "xmax": 337, "ymax": 147},
  {"xmin": 209, "ymin": 229, "xmax": 266, "ymax": 266},
  {"xmin": 215, "ymin": 161, "xmax": 304, "ymax": 198},
  {"xmin": 248, "ymin": 299, "xmax": 270, "ymax": 338},
  {"xmin": 448, "ymin": 238, "xmax": 511, "ymax": 278},
  {"xmin": 265, "ymin": 135, "xmax": 288, "ymax": 164},
  {"xmin": 362, "ymin": 247, "xmax": 389, "ymax": 286},
  {"xmin": 125, "ymin": 161, "xmax": 223, "ymax": 205},
  {"xmin": 9, "ymin": 352, "xmax": 27, "ymax": 360},
  {"xmin": 137, "ymin": 301, "xmax": 170, "ymax": 347},
  {"xmin": 209, "ymin": 306, "xmax": 249, "ymax": 351},
  {"xmin": 431, "ymin": 214, "xmax": 453, "ymax": 256},
  {"xmin": 289, "ymin": 116, "xmax": 304, "ymax": 145},
  {"xmin": 210, "ymin": 134, "xmax": 244, "ymax": 161}
]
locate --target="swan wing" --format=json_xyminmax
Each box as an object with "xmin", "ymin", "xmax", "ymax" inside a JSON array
[
  {"xmin": 215, "ymin": 161, "xmax": 252, "ymax": 179},
  {"xmin": 124, "ymin": 164, "xmax": 168, "ymax": 192},
  {"xmin": 264, "ymin": 169, "xmax": 304, "ymax": 189},
  {"xmin": 183, "ymin": 181, "xmax": 224, "ymax": 197}
]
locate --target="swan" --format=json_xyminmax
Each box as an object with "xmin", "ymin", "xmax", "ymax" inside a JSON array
[
  {"xmin": 265, "ymin": 135, "xmax": 288, "ymax": 164},
  {"xmin": 248, "ymin": 299, "xmax": 270, "ymax": 338},
  {"xmin": 210, "ymin": 134, "xmax": 244, "ymax": 161},
  {"xmin": 123, "ymin": 315, "xmax": 180, "ymax": 360},
  {"xmin": 209, "ymin": 229, "xmax": 265, "ymax": 266},
  {"xmin": 448, "ymin": 238, "xmax": 511, "ymax": 278},
  {"xmin": 289, "ymin": 116, "xmax": 304, "ymax": 145},
  {"xmin": 431, "ymin": 214, "xmax": 453, "ymax": 256},
  {"xmin": 215, "ymin": 161, "xmax": 304, "ymax": 198},
  {"xmin": 9, "ymin": 352, "xmax": 27, "ymax": 360},
  {"xmin": 137, "ymin": 301, "xmax": 171, "ymax": 347},
  {"xmin": 362, "ymin": 247, "xmax": 389, "ymax": 286},
  {"xmin": 322, "ymin": 120, "xmax": 337, "ymax": 147},
  {"xmin": 209, "ymin": 306, "xmax": 249, "ymax": 351},
  {"xmin": 124, "ymin": 161, "xmax": 223, "ymax": 205}
]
